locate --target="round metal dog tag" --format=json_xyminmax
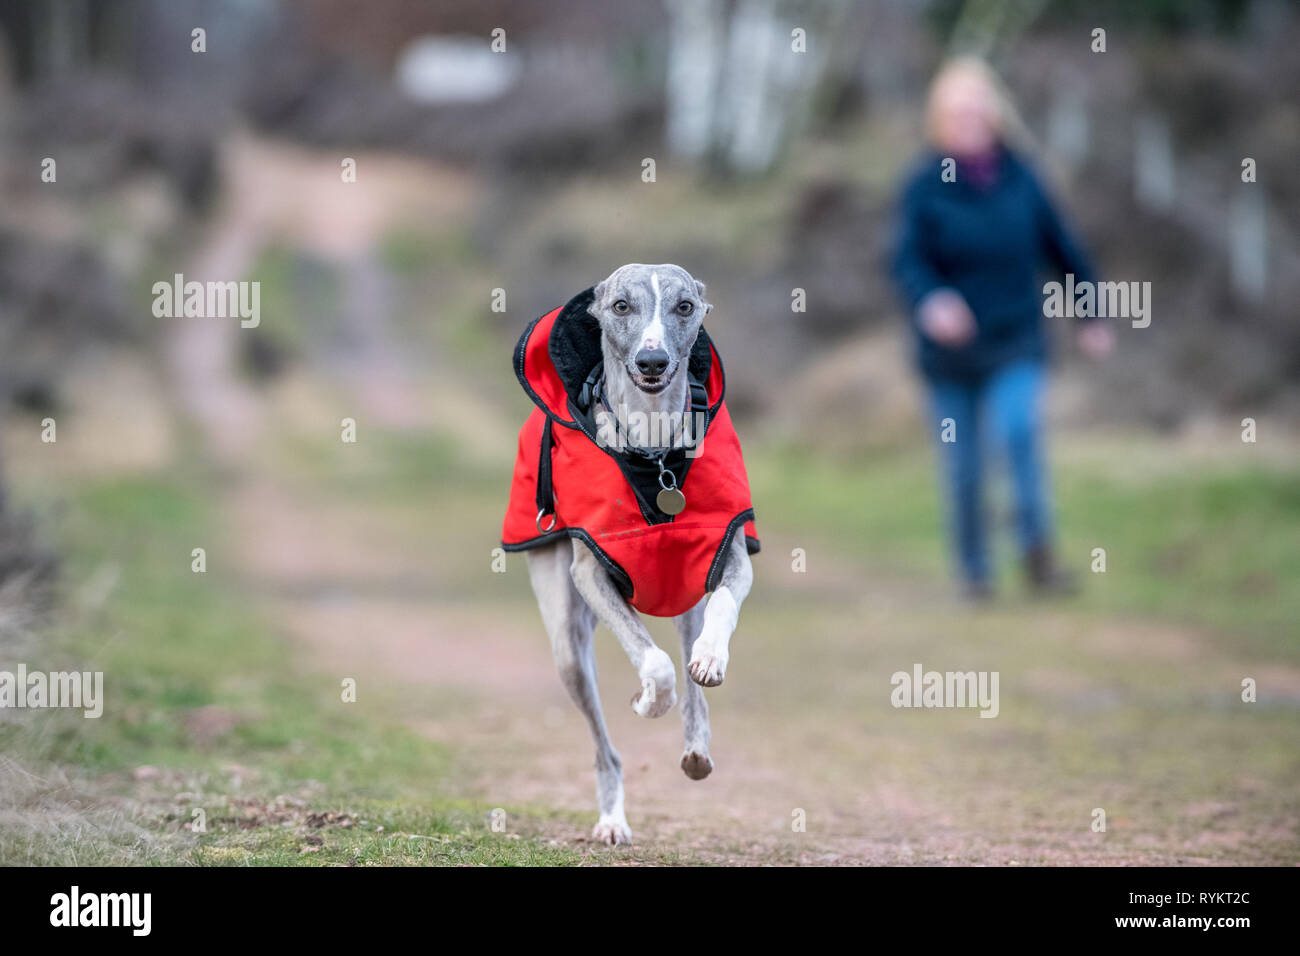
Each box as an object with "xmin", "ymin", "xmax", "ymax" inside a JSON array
[{"xmin": 656, "ymin": 487, "xmax": 687, "ymax": 515}]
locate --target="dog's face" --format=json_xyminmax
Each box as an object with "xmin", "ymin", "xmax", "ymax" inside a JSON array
[{"xmin": 589, "ymin": 263, "xmax": 711, "ymax": 395}]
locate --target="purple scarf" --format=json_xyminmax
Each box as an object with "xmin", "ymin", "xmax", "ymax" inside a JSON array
[{"xmin": 957, "ymin": 147, "xmax": 1003, "ymax": 190}]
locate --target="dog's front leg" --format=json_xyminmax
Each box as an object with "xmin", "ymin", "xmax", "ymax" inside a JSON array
[
  {"xmin": 569, "ymin": 542, "xmax": 677, "ymax": 718},
  {"xmin": 673, "ymin": 599, "xmax": 713, "ymax": 779},
  {"xmin": 688, "ymin": 535, "xmax": 753, "ymax": 687}
]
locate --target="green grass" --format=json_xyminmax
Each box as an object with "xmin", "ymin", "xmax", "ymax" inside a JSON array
[
  {"xmin": 1061, "ymin": 466, "xmax": 1300, "ymax": 644},
  {"xmin": 0, "ymin": 470, "xmax": 578, "ymax": 865},
  {"xmin": 188, "ymin": 802, "xmax": 590, "ymax": 866},
  {"xmin": 747, "ymin": 440, "xmax": 1300, "ymax": 657},
  {"xmin": 380, "ymin": 226, "xmax": 476, "ymax": 277}
]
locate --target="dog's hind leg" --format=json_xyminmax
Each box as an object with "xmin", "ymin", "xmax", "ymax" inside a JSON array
[
  {"xmin": 568, "ymin": 541, "xmax": 677, "ymax": 719},
  {"xmin": 526, "ymin": 540, "xmax": 630, "ymax": 845},
  {"xmin": 673, "ymin": 598, "xmax": 713, "ymax": 780},
  {"xmin": 688, "ymin": 534, "xmax": 753, "ymax": 687}
]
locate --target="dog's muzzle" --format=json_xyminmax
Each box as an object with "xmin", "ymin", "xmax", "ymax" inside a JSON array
[{"xmin": 628, "ymin": 355, "xmax": 674, "ymax": 394}]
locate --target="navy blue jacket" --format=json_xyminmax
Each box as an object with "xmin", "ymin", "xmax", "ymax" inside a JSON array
[{"xmin": 890, "ymin": 148, "xmax": 1096, "ymax": 381}]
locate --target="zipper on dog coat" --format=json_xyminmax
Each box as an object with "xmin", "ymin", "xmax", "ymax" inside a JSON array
[{"xmin": 501, "ymin": 287, "xmax": 759, "ymax": 618}]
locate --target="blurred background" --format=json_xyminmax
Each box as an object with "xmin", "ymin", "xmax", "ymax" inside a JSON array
[{"xmin": 0, "ymin": 0, "xmax": 1296, "ymax": 865}]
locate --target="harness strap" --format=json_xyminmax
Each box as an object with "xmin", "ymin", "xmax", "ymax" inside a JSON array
[
  {"xmin": 580, "ymin": 363, "xmax": 708, "ymax": 460},
  {"xmin": 535, "ymin": 418, "xmax": 556, "ymax": 530}
]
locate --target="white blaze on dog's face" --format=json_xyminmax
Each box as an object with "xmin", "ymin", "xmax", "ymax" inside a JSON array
[{"xmin": 589, "ymin": 263, "xmax": 711, "ymax": 394}]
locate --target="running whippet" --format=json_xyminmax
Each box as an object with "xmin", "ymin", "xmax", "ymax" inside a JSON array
[{"xmin": 501, "ymin": 264, "xmax": 759, "ymax": 844}]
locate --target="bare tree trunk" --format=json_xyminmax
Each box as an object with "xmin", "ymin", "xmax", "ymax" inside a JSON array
[
  {"xmin": 1229, "ymin": 187, "xmax": 1267, "ymax": 304},
  {"xmin": 1046, "ymin": 81, "xmax": 1090, "ymax": 171},
  {"xmin": 665, "ymin": 0, "xmax": 847, "ymax": 176},
  {"xmin": 1134, "ymin": 113, "xmax": 1175, "ymax": 213},
  {"xmin": 664, "ymin": 0, "xmax": 727, "ymax": 162}
]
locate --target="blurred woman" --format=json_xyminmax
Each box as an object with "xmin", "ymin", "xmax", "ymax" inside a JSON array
[{"xmin": 891, "ymin": 58, "xmax": 1113, "ymax": 600}]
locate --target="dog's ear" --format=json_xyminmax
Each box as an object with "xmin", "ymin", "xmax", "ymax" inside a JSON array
[
  {"xmin": 695, "ymin": 279, "xmax": 713, "ymax": 316},
  {"xmin": 589, "ymin": 280, "xmax": 607, "ymax": 316}
]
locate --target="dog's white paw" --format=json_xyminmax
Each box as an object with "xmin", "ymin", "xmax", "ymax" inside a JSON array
[
  {"xmin": 592, "ymin": 817, "xmax": 632, "ymax": 845},
  {"xmin": 680, "ymin": 749, "xmax": 713, "ymax": 780},
  {"xmin": 630, "ymin": 684, "xmax": 677, "ymax": 718},
  {"xmin": 688, "ymin": 641, "xmax": 728, "ymax": 687},
  {"xmin": 631, "ymin": 647, "xmax": 677, "ymax": 718}
]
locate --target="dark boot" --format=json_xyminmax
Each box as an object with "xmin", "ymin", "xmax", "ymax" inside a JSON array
[{"xmin": 1024, "ymin": 544, "xmax": 1077, "ymax": 596}]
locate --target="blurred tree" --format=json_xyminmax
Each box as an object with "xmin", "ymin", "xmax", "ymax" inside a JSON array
[{"xmin": 664, "ymin": 0, "xmax": 855, "ymax": 176}]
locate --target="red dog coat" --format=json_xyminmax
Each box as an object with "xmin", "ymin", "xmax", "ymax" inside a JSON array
[{"xmin": 501, "ymin": 287, "xmax": 759, "ymax": 617}]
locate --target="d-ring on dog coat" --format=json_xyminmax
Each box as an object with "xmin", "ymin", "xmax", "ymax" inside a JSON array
[{"xmin": 501, "ymin": 287, "xmax": 759, "ymax": 618}]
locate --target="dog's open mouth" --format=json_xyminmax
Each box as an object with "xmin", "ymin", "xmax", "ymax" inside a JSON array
[{"xmin": 629, "ymin": 369, "xmax": 672, "ymax": 394}]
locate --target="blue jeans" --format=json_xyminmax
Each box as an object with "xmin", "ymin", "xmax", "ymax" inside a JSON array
[{"xmin": 926, "ymin": 360, "xmax": 1052, "ymax": 586}]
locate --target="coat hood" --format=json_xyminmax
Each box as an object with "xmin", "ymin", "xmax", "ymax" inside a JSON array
[{"xmin": 513, "ymin": 287, "xmax": 726, "ymax": 428}]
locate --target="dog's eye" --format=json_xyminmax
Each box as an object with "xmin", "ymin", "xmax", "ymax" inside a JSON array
[
  {"xmin": 676, "ymin": 301, "xmax": 694, "ymax": 316},
  {"xmin": 612, "ymin": 299, "xmax": 630, "ymax": 315}
]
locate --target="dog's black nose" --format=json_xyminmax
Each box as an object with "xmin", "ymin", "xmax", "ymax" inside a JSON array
[{"xmin": 635, "ymin": 348, "xmax": 670, "ymax": 377}]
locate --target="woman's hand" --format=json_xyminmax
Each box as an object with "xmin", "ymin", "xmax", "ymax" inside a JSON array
[
  {"xmin": 1076, "ymin": 320, "xmax": 1115, "ymax": 360},
  {"xmin": 918, "ymin": 289, "xmax": 976, "ymax": 348}
]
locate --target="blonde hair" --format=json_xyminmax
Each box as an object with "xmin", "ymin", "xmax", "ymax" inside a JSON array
[{"xmin": 924, "ymin": 57, "xmax": 1032, "ymax": 153}]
